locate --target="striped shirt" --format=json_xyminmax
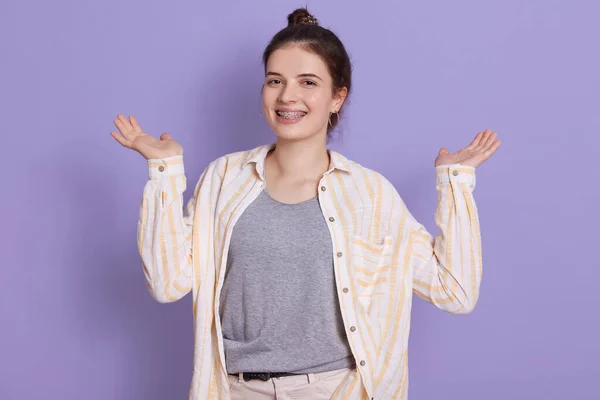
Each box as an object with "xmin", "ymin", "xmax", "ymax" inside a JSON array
[{"xmin": 138, "ymin": 143, "xmax": 482, "ymax": 399}]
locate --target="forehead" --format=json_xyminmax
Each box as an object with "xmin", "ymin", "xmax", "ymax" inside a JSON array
[{"xmin": 266, "ymin": 44, "xmax": 330, "ymax": 79}]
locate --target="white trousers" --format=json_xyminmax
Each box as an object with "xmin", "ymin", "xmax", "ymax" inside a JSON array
[{"xmin": 226, "ymin": 367, "xmax": 355, "ymax": 399}]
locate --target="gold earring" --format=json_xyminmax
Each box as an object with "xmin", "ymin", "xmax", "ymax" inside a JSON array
[{"xmin": 328, "ymin": 110, "xmax": 339, "ymax": 129}]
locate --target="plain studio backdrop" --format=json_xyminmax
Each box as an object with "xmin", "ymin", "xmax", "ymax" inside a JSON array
[{"xmin": 1, "ymin": 0, "xmax": 597, "ymax": 399}]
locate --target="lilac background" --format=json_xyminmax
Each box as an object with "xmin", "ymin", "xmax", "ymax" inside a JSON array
[{"xmin": 1, "ymin": 0, "xmax": 598, "ymax": 399}]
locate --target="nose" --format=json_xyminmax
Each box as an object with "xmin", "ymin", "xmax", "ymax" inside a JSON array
[{"xmin": 277, "ymin": 82, "xmax": 299, "ymax": 104}]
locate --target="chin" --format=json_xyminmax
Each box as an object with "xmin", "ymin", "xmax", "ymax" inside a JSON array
[
  {"xmin": 272, "ymin": 129, "xmax": 317, "ymax": 142},
  {"xmin": 269, "ymin": 121, "xmax": 324, "ymax": 142},
  {"xmin": 269, "ymin": 123, "xmax": 310, "ymax": 141}
]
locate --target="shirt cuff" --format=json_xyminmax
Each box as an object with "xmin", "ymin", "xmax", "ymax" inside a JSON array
[
  {"xmin": 435, "ymin": 163, "xmax": 476, "ymax": 186},
  {"xmin": 147, "ymin": 155, "xmax": 185, "ymax": 179}
]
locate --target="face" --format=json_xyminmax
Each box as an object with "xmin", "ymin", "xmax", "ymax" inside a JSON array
[{"xmin": 262, "ymin": 44, "xmax": 347, "ymax": 142}]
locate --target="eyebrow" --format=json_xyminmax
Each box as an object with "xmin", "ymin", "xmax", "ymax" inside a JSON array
[{"xmin": 265, "ymin": 71, "xmax": 324, "ymax": 81}]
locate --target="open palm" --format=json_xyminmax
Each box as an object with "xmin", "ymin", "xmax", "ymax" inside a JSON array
[
  {"xmin": 434, "ymin": 129, "xmax": 501, "ymax": 168},
  {"xmin": 110, "ymin": 114, "xmax": 183, "ymax": 160}
]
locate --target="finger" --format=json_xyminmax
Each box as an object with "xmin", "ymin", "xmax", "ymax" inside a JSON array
[
  {"xmin": 130, "ymin": 115, "xmax": 143, "ymax": 133},
  {"xmin": 114, "ymin": 119, "xmax": 128, "ymax": 136},
  {"xmin": 483, "ymin": 139, "xmax": 501, "ymax": 157},
  {"xmin": 160, "ymin": 133, "xmax": 173, "ymax": 141},
  {"xmin": 117, "ymin": 114, "xmax": 134, "ymax": 132},
  {"xmin": 114, "ymin": 118, "xmax": 135, "ymax": 140},
  {"xmin": 110, "ymin": 131, "xmax": 132, "ymax": 148},
  {"xmin": 466, "ymin": 131, "xmax": 484, "ymax": 150},
  {"xmin": 481, "ymin": 131, "xmax": 498, "ymax": 150},
  {"xmin": 475, "ymin": 129, "xmax": 492, "ymax": 151}
]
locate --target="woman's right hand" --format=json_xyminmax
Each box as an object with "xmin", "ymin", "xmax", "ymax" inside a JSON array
[{"xmin": 110, "ymin": 114, "xmax": 183, "ymax": 160}]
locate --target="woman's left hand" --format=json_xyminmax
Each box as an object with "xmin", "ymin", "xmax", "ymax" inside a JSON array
[{"xmin": 434, "ymin": 128, "xmax": 501, "ymax": 168}]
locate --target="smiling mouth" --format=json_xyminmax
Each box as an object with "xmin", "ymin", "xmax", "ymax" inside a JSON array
[{"xmin": 276, "ymin": 110, "xmax": 307, "ymax": 119}]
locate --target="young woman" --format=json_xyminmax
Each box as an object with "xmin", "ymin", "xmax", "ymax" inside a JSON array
[{"xmin": 110, "ymin": 7, "xmax": 500, "ymax": 400}]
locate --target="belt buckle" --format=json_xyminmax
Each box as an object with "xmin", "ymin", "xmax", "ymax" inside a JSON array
[
  {"xmin": 258, "ymin": 372, "xmax": 271, "ymax": 381},
  {"xmin": 244, "ymin": 372, "xmax": 271, "ymax": 381}
]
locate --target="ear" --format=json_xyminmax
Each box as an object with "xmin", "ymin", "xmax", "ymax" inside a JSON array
[{"xmin": 332, "ymin": 87, "xmax": 348, "ymax": 111}]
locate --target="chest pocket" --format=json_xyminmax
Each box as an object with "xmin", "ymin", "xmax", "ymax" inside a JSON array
[{"xmin": 352, "ymin": 235, "xmax": 394, "ymax": 307}]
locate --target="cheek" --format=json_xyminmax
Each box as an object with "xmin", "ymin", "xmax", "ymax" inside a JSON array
[
  {"xmin": 262, "ymin": 88, "xmax": 279, "ymax": 108},
  {"xmin": 306, "ymin": 93, "xmax": 332, "ymax": 115}
]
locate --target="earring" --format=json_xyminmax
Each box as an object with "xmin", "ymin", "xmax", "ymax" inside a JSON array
[{"xmin": 328, "ymin": 110, "xmax": 339, "ymax": 129}]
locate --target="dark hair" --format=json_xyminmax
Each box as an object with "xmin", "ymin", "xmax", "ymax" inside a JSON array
[{"xmin": 262, "ymin": 7, "xmax": 352, "ymax": 140}]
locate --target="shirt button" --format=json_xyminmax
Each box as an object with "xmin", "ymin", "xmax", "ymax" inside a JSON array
[
  {"xmin": 360, "ymin": 360, "xmax": 366, "ymax": 366},
  {"xmin": 452, "ymin": 170, "xmax": 459, "ymax": 176},
  {"xmin": 337, "ymin": 252, "xmax": 343, "ymax": 258},
  {"xmin": 329, "ymin": 217, "xmax": 335, "ymax": 222},
  {"xmin": 321, "ymin": 186, "xmax": 327, "ymax": 191},
  {"xmin": 158, "ymin": 166, "xmax": 165, "ymax": 172},
  {"xmin": 342, "ymin": 287, "xmax": 349, "ymax": 293},
  {"xmin": 350, "ymin": 326, "xmax": 356, "ymax": 332}
]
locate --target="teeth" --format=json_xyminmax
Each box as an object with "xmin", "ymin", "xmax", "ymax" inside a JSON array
[{"xmin": 277, "ymin": 111, "xmax": 306, "ymax": 119}]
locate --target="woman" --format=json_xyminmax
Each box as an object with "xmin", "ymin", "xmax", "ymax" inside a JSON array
[{"xmin": 110, "ymin": 7, "xmax": 500, "ymax": 400}]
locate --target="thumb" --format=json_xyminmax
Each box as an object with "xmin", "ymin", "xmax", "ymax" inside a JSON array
[
  {"xmin": 160, "ymin": 133, "xmax": 173, "ymax": 141},
  {"xmin": 438, "ymin": 147, "xmax": 449, "ymax": 156}
]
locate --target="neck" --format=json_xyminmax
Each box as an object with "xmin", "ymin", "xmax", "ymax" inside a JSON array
[{"xmin": 267, "ymin": 135, "xmax": 330, "ymax": 180}]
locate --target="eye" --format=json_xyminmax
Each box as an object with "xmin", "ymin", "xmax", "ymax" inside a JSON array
[
  {"xmin": 303, "ymin": 80, "xmax": 316, "ymax": 86},
  {"xmin": 267, "ymin": 79, "xmax": 281, "ymax": 85}
]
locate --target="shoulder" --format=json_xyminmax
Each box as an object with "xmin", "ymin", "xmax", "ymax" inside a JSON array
[
  {"xmin": 339, "ymin": 153, "xmax": 400, "ymax": 197},
  {"xmin": 204, "ymin": 144, "xmax": 268, "ymax": 179},
  {"xmin": 332, "ymin": 151, "xmax": 407, "ymax": 213},
  {"xmin": 341, "ymin": 155, "xmax": 422, "ymax": 236}
]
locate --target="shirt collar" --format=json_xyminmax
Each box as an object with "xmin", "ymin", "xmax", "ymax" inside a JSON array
[{"xmin": 242, "ymin": 143, "xmax": 352, "ymax": 180}]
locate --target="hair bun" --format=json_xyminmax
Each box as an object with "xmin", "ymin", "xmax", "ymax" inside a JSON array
[{"xmin": 287, "ymin": 8, "xmax": 319, "ymax": 27}]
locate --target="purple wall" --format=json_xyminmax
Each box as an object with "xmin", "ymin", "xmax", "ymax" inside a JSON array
[{"xmin": 2, "ymin": 0, "xmax": 597, "ymax": 399}]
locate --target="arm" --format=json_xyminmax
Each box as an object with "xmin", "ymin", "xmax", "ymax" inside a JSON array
[
  {"xmin": 410, "ymin": 164, "xmax": 482, "ymax": 314},
  {"xmin": 137, "ymin": 155, "xmax": 211, "ymax": 303}
]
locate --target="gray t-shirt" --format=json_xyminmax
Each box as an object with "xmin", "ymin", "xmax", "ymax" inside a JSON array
[{"xmin": 219, "ymin": 189, "xmax": 355, "ymax": 374}]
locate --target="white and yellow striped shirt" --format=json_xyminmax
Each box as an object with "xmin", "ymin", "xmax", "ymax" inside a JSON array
[{"xmin": 138, "ymin": 143, "xmax": 482, "ymax": 399}]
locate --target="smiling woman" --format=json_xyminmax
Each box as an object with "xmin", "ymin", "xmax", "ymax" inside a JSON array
[
  {"xmin": 261, "ymin": 8, "xmax": 352, "ymax": 142},
  {"xmin": 109, "ymin": 6, "xmax": 500, "ymax": 400},
  {"xmin": 262, "ymin": 46, "xmax": 346, "ymax": 138}
]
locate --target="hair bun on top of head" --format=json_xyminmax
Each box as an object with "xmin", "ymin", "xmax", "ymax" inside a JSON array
[{"xmin": 287, "ymin": 8, "xmax": 319, "ymax": 27}]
